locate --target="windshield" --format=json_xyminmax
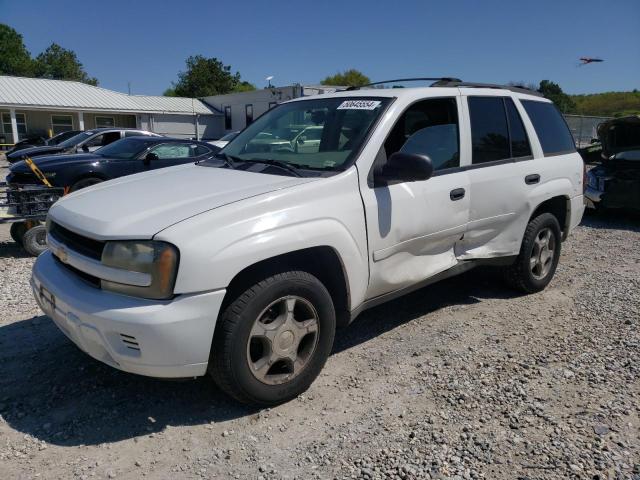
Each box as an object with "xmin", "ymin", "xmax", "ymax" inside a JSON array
[
  {"xmin": 57, "ymin": 131, "xmax": 94, "ymax": 148},
  {"xmin": 210, "ymin": 97, "xmax": 390, "ymax": 172},
  {"xmin": 48, "ymin": 130, "xmax": 81, "ymax": 145},
  {"xmin": 94, "ymin": 137, "xmax": 159, "ymax": 159}
]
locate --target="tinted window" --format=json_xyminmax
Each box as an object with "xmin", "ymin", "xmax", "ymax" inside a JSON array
[
  {"xmin": 193, "ymin": 145, "xmax": 211, "ymax": 156},
  {"xmin": 469, "ymin": 97, "xmax": 510, "ymax": 164},
  {"xmin": 522, "ymin": 100, "xmax": 576, "ymax": 156},
  {"xmin": 505, "ymin": 98, "xmax": 532, "ymax": 158},
  {"xmin": 95, "ymin": 137, "xmax": 158, "ymax": 159},
  {"xmin": 224, "ymin": 106, "xmax": 232, "ymax": 130},
  {"xmin": 384, "ymin": 98, "xmax": 460, "ymax": 171},
  {"xmin": 149, "ymin": 143, "xmax": 191, "ymax": 159},
  {"xmin": 125, "ymin": 131, "xmax": 149, "ymax": 138}
]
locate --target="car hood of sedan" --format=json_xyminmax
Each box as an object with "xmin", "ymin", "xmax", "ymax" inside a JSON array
[
  {"xmin": 48, "ymin": 163, "xmax": 318, "ymax": 240},
  {"xmin": 7, "ymin": 145, "xmax": 64, "ymax": 160},
  {"xmin": 10, "ymin": 153, "xmax": 102, "ymax": 172}
]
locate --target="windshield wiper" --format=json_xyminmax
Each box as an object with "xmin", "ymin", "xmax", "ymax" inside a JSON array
[{"xmin": 243, "ymin": 158, "xmax": 303, "ymax": 177}]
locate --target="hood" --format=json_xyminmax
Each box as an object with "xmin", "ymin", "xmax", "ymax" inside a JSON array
[
  {"xmin": 10, "ymin": 153, "xmax": 102, "ymax": 173},
  {"xmin": 7, "ymin": 144, "xmax": 65, "ymax": 160},
  {"xmin": 49, "ymin": 163, "xmax": 317, "ymax": 240}
]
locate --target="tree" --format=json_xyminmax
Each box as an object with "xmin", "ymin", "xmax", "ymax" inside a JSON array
[
  {"xmin": 233, "ymin": 80, "xmax": 256, "ymax": 93},
  {"xmin": 321, "ymin": 69, "xmax": 370, "ymax": 87},
  {"xmin": 168, "ymin": 55, "xmax": 251, "ymax": 97},
  {"xmin": 163, "ymin": 87, "xmax": 177, "ymax": 97},
  {"xmin": 34, "ymin": 43, "xmax": 98, "ymax": 85},
  {"xmin": 538, "ymin": 80, "xmax": 576, "ymax": 113},
  {"xmin": 0, "ymin": 24, "xmax": 34, "ymax": 76}
]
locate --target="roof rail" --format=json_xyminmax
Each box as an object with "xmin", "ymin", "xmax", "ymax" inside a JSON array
[
  {"xmin": 345, "ymin": 77, "xmax": 462, "ymax": 91},
  {"xmin": 430, "ymin": 80, "xmax": 544, "ymax": 97}
]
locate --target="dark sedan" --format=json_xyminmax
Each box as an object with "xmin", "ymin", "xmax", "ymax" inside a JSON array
[
  {"xmin": 6, "ymin": 128, "xmax": 158, "ymax": 163},
  {"xmin": 585, "ymin": 116, "xmax": 640, "ymax": 212},
  {"xmin": 5, "ymin": 130, "xmax": 83, "ymax": 156},
  {"xmin": 7, "ymin": 136, "xmax": 221, "ymax": 192}
]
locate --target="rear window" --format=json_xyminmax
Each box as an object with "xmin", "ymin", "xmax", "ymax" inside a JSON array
[{"xmin": 521, "ymin": 100, "xmax": 576, "ymax": 156}]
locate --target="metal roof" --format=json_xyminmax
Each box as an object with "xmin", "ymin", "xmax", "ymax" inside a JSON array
[{"xmin": 0, "ymin": 75, "xmax": 220, "ymax": 115}]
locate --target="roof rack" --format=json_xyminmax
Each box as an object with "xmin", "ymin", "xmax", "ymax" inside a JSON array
[
  {"xmin": 430, "ymin": 80, "xmax": 544, "ymax": 97},
  {"xmin": 345, "ymin": 77, "xmax": 462, "ymax": 91}
]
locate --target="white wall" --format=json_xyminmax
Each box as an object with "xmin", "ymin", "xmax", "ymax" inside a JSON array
[
  {"xmin": 202, "ymin": 86, "xmax": 302, "ymax": 135},
  {"xmin": 138, "ymin": 113, "xmax": 223, "ymax": 140}
]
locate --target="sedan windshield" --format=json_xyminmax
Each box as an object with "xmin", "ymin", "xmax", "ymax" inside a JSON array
[
  {"xmin": 57, "ymin": 131, "xmax": 94, "ymax": 148},
  {"xmin": 205, "ymin": 97, "xmax": 390, "ymax": 173},
  {"xmin": 94, "ymin": 137, "xmax": 159, "ymax": 159}
]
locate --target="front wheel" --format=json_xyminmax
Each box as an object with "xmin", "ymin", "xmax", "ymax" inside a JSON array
[
  {"xmin": 209, "ymin": 271, "xmax": 336, "ymax": 406},
  {"xmin": 22, "ymin": 224, "xmax": 48, "ymax": 256},
  {"xmin": 503, "ymin": 213, "xmax": 562, "ymax": 293}
]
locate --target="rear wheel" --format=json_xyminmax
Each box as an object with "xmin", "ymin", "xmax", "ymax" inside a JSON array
[
  {"xmin": 209, "ymin": 271, "xmax": 336, "ymax": 406},
  {"xmin": 503, "ymin": 213, "xmax": 562, "ymax": 293},
  {"xmin": 22, "ymin": 224, "xmax": 48, "ymax": 256},
  {"xmin": 70, "ymin": 177, "xmax": 103, "ymax": 192},
  {"xmin": 10, "ymin": 222, "xmax": 28, "ymax": 246}
]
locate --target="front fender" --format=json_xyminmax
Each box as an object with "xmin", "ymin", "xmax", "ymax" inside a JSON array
[{"xmin": 156, "ymin": 169, "xmax": 369, "ymax": 307}]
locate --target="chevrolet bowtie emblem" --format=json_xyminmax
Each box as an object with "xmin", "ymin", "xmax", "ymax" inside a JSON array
[{"xmin": 56, "ymin": 246, "xmax": 68, "ymax": 263}]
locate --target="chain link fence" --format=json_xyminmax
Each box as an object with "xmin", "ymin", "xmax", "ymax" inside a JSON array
[{"xmin": 564, "ymin": 114, "xmax": 612, "ymax": 148}]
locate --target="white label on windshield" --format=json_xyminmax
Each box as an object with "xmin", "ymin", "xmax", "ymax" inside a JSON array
[{"xmin": 337, "ymin": 100, "xmax": 381, "ymax": 110}]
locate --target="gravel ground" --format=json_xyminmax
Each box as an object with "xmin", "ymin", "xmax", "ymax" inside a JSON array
[{"xmin": 0, "ymin": 168, "xmax": 638, "ymax": 479}]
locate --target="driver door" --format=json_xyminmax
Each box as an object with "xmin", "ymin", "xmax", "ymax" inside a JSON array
[{"xmin": 360, "ymin": 97, "xmax": 470, "ymax": 299}]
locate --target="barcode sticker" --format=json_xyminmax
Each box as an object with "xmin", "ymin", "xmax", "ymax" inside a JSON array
[{"xmin": 337, "ymin": 100, "xmax": 381, "ymax": 110}]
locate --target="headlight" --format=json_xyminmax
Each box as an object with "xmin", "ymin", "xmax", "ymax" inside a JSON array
[{"xmin": 101, "ymin": 241, "xmax": 179, "ymax": 300}]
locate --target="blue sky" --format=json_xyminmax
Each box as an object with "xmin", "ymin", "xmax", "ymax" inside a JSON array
[{"xmin": 2, "ymin": 0, "xmax": 639, "ymax": 96}]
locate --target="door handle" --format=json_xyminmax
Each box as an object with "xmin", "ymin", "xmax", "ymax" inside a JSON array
[
  {"xmin": 525, "ymin": 174, "xmax": 540, "ymax": 185},
  {"xmin": 450, "ymin": 188, "xmax": 465, "ymax": 201}
]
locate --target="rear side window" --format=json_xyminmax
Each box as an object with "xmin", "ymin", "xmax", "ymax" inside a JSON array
[
  {"xmin": 521, "ymin": 100, "xmax": 576, "ymax": 156},
  {"xmin": 468, "ymin": 97, "xmax": 510, "ymax": 164},
  {"xmin": 505, "ymin": 98, "xmax": 532, "ymax": 158}
]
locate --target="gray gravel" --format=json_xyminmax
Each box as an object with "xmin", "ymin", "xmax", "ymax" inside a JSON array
[{"xmin": 0, "ymin": 207, "xmax": 638, "ymax": 479}]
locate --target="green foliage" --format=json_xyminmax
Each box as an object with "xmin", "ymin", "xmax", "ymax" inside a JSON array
[
  {"xmin": 0, "ymin": 24, "xmax": 34, "ymax": 76},
  {"xmin": 34, "ymin": 43, "xmax": 98, "ymax": 85},
  {"xmin": 233, "ymin": 81, "xmax": 257, "ymax": 93},
  {"xmin": 163, "ymin": 87, "xmax": 177, "ymax": 97},
  {"xmin": 321, "ymin": 69, "xmax": 370, "ymax": 87},
  {"xmin": 538, "ymin": 80, "xmax": 576, "ymax": 113},
  {"xmin": 169, "ymin": 55, "xmax": 251, "ymax": 97},
  {"xmin": 571, "ymin": 91, "xmax": 640, "ymax": 117}
]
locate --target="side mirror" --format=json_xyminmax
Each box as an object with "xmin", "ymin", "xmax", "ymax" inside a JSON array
[
  {"xmin": 81, "ymin": 144, "xmax": 89, "ymax": 153},
  {"xmin": 144, "ymin": 152, "xmax": 158, "ymax": 165},
  {"xmin": 376, "ymin": 152, "xmax": 434, "ymax": 185}
]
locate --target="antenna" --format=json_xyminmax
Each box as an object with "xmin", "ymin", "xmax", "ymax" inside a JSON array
[{"xmin": 266, "ymin": 76, "xmax": 274, "ymax": 88}]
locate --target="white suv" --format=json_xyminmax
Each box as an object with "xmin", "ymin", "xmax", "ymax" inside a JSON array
[{"xmin": 32, "ymin": 80, "xmax": 585, "ymax": 405}]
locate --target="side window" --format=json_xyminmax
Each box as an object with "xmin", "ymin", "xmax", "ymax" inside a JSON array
[
  {"xmin": 383, "ymin": 98, "xmax": 460, "ymax": 171},
  {"xmin": 521, "ymin": 100, "xmax": 576, "ymax": 156},
  {"xmin": 149, "ymin": 143, "xmax": 191, "ymax": 159},
  {"xmin": 125, "ymin": 131, "xmax": 148, "ymax": 138},
  {"xmin": 192, "ymin": 144, "xmax": 211, "ymax": 156},
  {"xmin": 505, "ymin": 99, "xmax": 532, "ymax": 158},
  {"xmin": 224, "ymin": 106, "xmax": 232, "ymax": 130},
  {"xmin": 468, "ymin": 97, "xmax": 510, "ymax": 164}
]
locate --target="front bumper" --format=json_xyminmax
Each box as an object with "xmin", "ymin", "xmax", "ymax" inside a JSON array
[{"xmin": 32, "ymin": 251, "xmax": 226, "ymax": 378}]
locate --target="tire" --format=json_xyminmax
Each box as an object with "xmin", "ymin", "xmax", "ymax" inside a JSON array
[
  {"xmin": 10, "ymin": 222, "xmax": 28, "ymax": 246},
  {"xmin": 70, "ymin": 177, "xmax": 103, "ymax": 192},
  {"xmin": 209, "ymin": 271, "xmax": 336, "ymax": 406},
  {"xmin": 503, "ymin": 213, "xmax": 562, "ymax": 293},
  {"xmin": 22, "ymin": 225, "xmax": 48, "ymax": 257}
]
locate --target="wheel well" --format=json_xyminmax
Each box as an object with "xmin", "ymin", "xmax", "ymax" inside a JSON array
[
  {"xmin": 71, "ymin": 173, "xmax": 107, "ymax": 186},
  {"xmin": 222, "ymin": 246, "xmax": 351, "ymax": 327},
  {"xmin": 530, "ymin": 196, "xmax": 569, "ymax": 237}
]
